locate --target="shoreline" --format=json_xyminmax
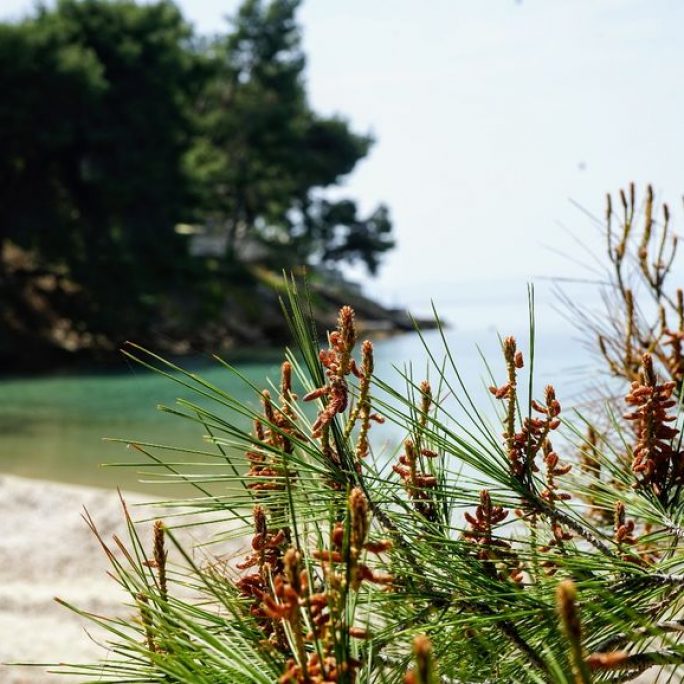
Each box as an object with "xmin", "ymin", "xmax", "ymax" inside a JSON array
[
  {"xmin": 0, "ymin": 323, "xmax": 431, "ymax": 379},
  {"xmin": 0, "ymin": 266, "xmax": 441, "ymax": 377},
  {"xmin": 0, "ymin": 475, "xmax": 238, "ymax": 683}
]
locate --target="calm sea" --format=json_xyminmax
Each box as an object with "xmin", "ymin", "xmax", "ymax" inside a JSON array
[{"xmin": 0, "ymin": 289, "xmax": 600, "ymax": 493}]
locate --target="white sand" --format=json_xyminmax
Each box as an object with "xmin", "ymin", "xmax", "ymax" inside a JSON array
[{"xmin": 0, "ymin": 475, "xmax": 238, "ymax": 684}]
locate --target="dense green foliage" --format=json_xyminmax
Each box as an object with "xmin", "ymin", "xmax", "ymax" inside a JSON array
[
  {"xmin": 0, "ymin": 0, "xmax": 394, "ymax": 364},
  {"xmin": 0, "ymin": 1, "xmax": 197, "ymax": 352}
]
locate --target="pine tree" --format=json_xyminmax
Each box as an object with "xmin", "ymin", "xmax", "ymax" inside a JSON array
[{"xmin": 55, "ymin": 186, "xmax": 684, "ymax": 683}]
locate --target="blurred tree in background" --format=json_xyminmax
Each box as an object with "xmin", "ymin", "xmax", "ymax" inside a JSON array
[
  {"xmin": 0, "ymin": 0, "xmax": 394, "ymax": 366},
  {"xmin": 0, "ymin": 1, "xmax": 198, "ymax": 356},
  {"xmin": 189, "ymin": 0, "xmax": 393, "ymax": 271}
]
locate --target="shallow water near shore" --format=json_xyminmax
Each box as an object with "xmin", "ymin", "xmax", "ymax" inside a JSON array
[{"xmin": 0, "ymin": 295, "xmax": 596, "ymax": 495}]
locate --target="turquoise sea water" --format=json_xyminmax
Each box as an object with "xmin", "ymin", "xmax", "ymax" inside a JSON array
[{"xmin": 0, "ymin": 297, "xmax": 596, "ymax": 494}]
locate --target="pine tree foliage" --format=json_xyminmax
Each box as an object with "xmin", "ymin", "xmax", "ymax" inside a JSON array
[{"xmin": 53, "ymin": 187, "xmax": 684, "ymax": 682}]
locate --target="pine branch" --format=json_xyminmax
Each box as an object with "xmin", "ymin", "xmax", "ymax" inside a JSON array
[
  {"xmin": 595, "ymin": 649, "xmax": 684, "ymax": 678},
  {"xmin": 537, "ymin": 500, "xmax": 614, "ymax": 558},
  {"xmin": 595, "ymin": 620, "xmax": 684, "ymax": 653}
]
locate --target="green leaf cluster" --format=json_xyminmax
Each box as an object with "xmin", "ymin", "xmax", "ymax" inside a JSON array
[{"xmin": 0, "ymin": 0, "xmax": 394, "ymax": 362}]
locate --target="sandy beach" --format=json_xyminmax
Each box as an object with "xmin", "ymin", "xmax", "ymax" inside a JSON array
[{"xmin": 0, "ymin": 475, "xmax": 237, "ymax": 684}]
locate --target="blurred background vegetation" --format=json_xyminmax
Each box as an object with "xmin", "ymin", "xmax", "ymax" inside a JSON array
[{"xmin": 0, "ymin": 0, "xmax": 396, "ymax": 369}]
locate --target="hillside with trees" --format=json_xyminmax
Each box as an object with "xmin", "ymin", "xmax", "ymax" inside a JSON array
[{"xmin": 0, "ymin": 0, "xmax": 397, "ymax": 369}]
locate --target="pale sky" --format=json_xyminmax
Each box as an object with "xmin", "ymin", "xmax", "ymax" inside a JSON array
[{"xmin": 5, "ymin": 1, "xmax": 684, "ymax": 316}]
